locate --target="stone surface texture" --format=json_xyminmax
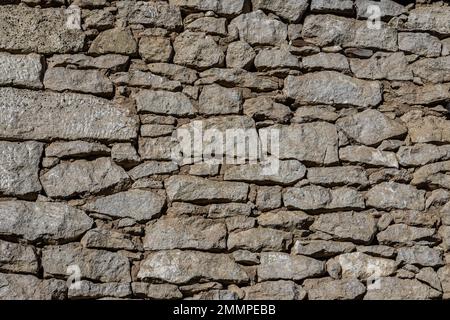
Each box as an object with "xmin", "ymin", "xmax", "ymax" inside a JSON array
[{"xmin": 0, "ymin": 0, "xmax": 448, "ymax": 301}]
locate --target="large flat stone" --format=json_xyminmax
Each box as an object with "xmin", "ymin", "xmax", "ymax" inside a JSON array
[
  {"xmin": 0, "ymin": 53, "xmax": 43, "ymax": 89},
  {"xmin": 258, "ymin": 252, "xmax": 325, "ymax": 281},
  {"xmin": 0, "ymin": 5, "xmax": 85, "ymax": 54},
  {"xmin": 0, "ymin": 240, "xmax": 39, "ymax": 274},
  {"xmin": 0, "ymin": 273, "xmax": 66, "ymax": 300},
  {"xmin": 138, "ymin": 250, "xmax": 249, "ymax": 284},
  {"xmin": 143, "ymin": 216, "xmax": 227, "ymax": 250},
  {"xmin": 41, "ymin": 158, "xmax": 130, "ymax": 199},
  {"xmin": 270, "ymin": 123, "xmax": 339, "ymax": 165},
  {"xmin": 284, "ymin": 72, "xmax": 382, "ymax": 108},
  {"xmin": 0, "ymin": 201, "xmax": 93, "ymax": 242},
  {"xmin": 42, "ymin": 244, "xmax": 131, "ymax": 283},
  {"xmin": 0, "ymin": 88, "xmax": 138, "ymax": 141},
  {"xmin": 166, "ymin": 175, "xmax": 249, "ymax": 203},
  {"xmin": 0, "ymin": 141, "xmax": 43, "ymax": 197},
  {"xmin": 82, "ymin": 190, "xmax": 165, "ymax": 222},
  {"xmin": 311, "ymin": 211, "xmax": 377, "ymax": 244}
]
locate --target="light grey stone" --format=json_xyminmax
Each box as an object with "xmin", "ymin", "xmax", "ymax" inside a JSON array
[
  {"xmin": 143, "ymin": 216, "xmax": 227, "ymax": 251},
  {"xmin": 44, "ymin": 67, "xmax": 114, "ymax": 97},
  {"xmin": 0, "ymin": 88, "xmax": 138, "ymax": 141},
  {"xmin": 118, "ymin": 1, "xmax": 182, "ymax": 30},
  {"xmin": 0, "ymin": 52, "xmax": 43, "ymax": 89},
  {"xmin": 258, "ymin": 252, "xmax": 325, "ymax": 281},
  {"xmin": 283, "ymin": 185, "xmax": 365, "ymax": 212},
  {"xmin": 89, "ymin": 28, "xmax": 137, "ymax": 55},
  {"xmin": 41, "ymin": 158, "xmax": 130, "ymax": 198},
  {"xmin": 0, "ymin": 141, "xmax": 43, "ymax": 197},
  {"xmin": 243, "ymin": 280, "xmax": 306, "ymax": 300},
  {"xmin": 398, "ymin": 32, "xmax": 442, "ymax": 57},
  {"xmin": 82, "ymin": 189, "xmax": 165, "ymax": 222},
  {"xmin": 226, "ymin": 41, "xmax": 256, "ymax": 70},
  {"xmin": 0, "ymin": 240, "xmax": 39, "ymax": 274},
  {"xmin": 0, "ymin": 201, "xmax": 93, "ymax": 242},
  {"xmin": 42, "ymin": 244, "xmax": 131, "ymax": 282},
  {"xmin": 224, "ymin": 160, "xmax": 306, "ymax": 185},
  {"xmin": 307, "ymin": 166, "xmax": 368, "ymax": 186},
  {"xmin": 229, "ymin": 11, "xmax": 287, "ymax": 45},
  {"xmin": 0, "ymin": 5, "xmax": 85, "ymax": 54},
  {"xmin": 173, "ymin": 31, "xmax": 224, "ymax": 70},
  {"xmin": 366, "ymin": 182, "xmax": 426, "ymax": 211},
  {"xmin": 227, "ymin": 228, "xmax": 292, "ymax": 252},
  {"xmin": 284, "ymin": 71, "xmax": 382, "ymax": 108},
  {"xmin": 292, "ymin": 240, "xmax": 356, "ymax": 258},
  {"xmin": 199, "ymin": 84, "xmax": 242, "ymax": 115},
  {"xmin": 311, "ymin": 211, "xmax": 377, "ymax": 244},
  {"xmin": 0, "ymin": 273, "xmax": 66, "ymax": 300},
  {"xmin": 251, "ymin": 0, "xmax": 308, "ymax": 22},
  {"xmin": 138, "ymin": 250, "xmax": 249, "ymax": 284},
  {"xmin": 397, "ymin": 246, "xmax": 444, "ymax": 267},
  {"xmin": 303, "ymin": 277, "xmax": 366, "ymax": 300},
  {"xmin": 134, "ymin": 90, "xmax": 195, "ymax": 116},
  {"xmin": 340, "ymin": 146, "xmax": 399, "ymax": 168},
  {"xmin": 166, "ymin": 175, "xmax": 248, "ymax": 203},
  {"xmin": 364, "ymin": 277, "xmax": 441, "ymax": 300},
  {"xmin": 377, "ymin": 224, "xmax": 436, "ymax": 246},
  {"xmin": 45, "ymin": 141, "xmax": 110, "ymax": 158},
  {"xmin": 271, "ymin": 123, "xmax": 339, "ymax": 165}
]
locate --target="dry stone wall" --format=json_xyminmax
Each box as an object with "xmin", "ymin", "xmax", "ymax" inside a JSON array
[{"xmin": 1, "ymin": 0, "xmax": 450, "ymax": 300}]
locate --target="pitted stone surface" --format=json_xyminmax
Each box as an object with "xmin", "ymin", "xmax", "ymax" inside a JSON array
[{"xmin": 0, "ymin": 0, "xmax": 449, "ymax": 301}]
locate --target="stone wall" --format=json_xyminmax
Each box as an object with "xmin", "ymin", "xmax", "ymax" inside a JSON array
[{"xmin": 1, "ymin": 0, "xmax": 450, "ymax": 300}]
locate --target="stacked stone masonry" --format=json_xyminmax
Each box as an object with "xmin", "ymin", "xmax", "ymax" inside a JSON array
[{"xmin": 2, "ymin": 0, "xmax": 450, "ymax": 300}]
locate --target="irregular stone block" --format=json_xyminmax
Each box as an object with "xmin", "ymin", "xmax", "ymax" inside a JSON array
[
  {"xmin": 42, "ymin": 244, "xmax": 131, "ymax": 282},
  {"xmin": 243, "ymin": 280, "xmax": 306, "ymax": 300},
  {"xmin": 166, "ymin": 175, "xmax": 249, "ymax": 203},
  {"xmin": 364, "ymin": 277, "xmax": 440, "ymax": 300},
  {"xmin": 303, "ymin": 278, "xmax": 366, "ymax": 300},
  {"xmin": 258, "ymin": 252, "xmax": 325, "ymax": 281},
  {"xmin": 44, "ymin": 67, "xmax": 114, "ymax": 97},
  {"xmin": 138, "ymin": 250, "xmax": 249, "ymax": 284},
  {"xmin": 224, "ymin": 160, "xmax": 306, "ymax": 185},
  {"xmin": 82, "ymin": 189, "xmax": 165, "ymax": 222},
  {"xmin": 41, "ymin": 158, "xmax": 130, "ymax": 198},
  {"xmin": 271, "ymin": 123, "xmax": 339, "ymax": 165},
  {"xmin": 283, "ymin": 185, "xmax": 365, "ymax": 212},
  {"xmin": 143, "ymin": 216, "xmax": 227, "ymax": 250},
  {"xmin": 311, "ymin": 211, "xmax": 377, "ymax": 244},
  {"xmin": 134, "ymin": 90, "xmax": 195, "ymax": 116},
  {"xmin": 0, "ymin": 141, "xmax": 43, "ymax": 197},
  {"xmin": 0, "ymin": 201, "xmax": 93, "ymax": 242},
  {"xmin": 0, "ymin": 88, "xmax": 138, "ymax": 141},
  {"xmin": 366, "ymin": 182, "xmax": 425, "ymax": 211},
  {"xmin": 0, "ymin": 273, "xmax": 66, "ymax": 300},
  {"xmin": 173, "ymin": 31, "xmax": 224, "ymax": 70},
  {"xmin": 229, "ymin": 11, "xmax": 287, "ymax": 45},
  {"xmin": 0, "ymin": 240, "xmax": 39, "ymax": 274},
  {"xmin": 0, "ymin": 5, "xmax": 85, "ymax": 54},
  {"xmin": 284, "ymin": 71, "xmax": 382, "ymax": 108},
  {"xmin": 0, "ymin": 53, "xmax": 43, "ymax": 89},
  {"xmin": 227, "ymin": 228, "xmax": 292, "ymax": 252}
]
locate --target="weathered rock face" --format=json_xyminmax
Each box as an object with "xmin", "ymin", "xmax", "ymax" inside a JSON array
[
  {"xmin": 82, "ymin": 190, "xmax": 165, "ymax": 222},
  {"xmin": 166, "ymin": 176, "xmax": 248, "ymax": 203},
  {"xmin": 144, "ymin": 216, "xmax": 227, "ymax": 251},
  {"xmin": 258, "ymin": 252, "xmax": 325, "ymax": 281},
  {"xmin": 1, "ymin": 0, "xmax": 450, "ymax": 301},
  {"xmin": 303, "ymin": 278, "xmax": 366, "ymax": 300},
  {"xmin": 41, "ymin": 158, "xmax": 130, "ymax": 198},
  {"xmin": 310, "ymin": 211, "xmax": 377, "ymax": 244},
  {"xmin": 42, "ymin": 244, "xmax": 131, "ymax": 283},
  {"xmin": 0, "ymin": 5, "xmax": 85, "ymax": 54},
  {"xmin": 0, "ymin": 141, "xmax": 43, "ymax": 197},
  {"xmin": 272, "ymin": 123, "xmax": 339, "ymax": 165},
  {"xmin": 0, "ymin": 53, "xmax": 43, "ymax": 89},
  {"xmin": 284, "ymin": 72, "xmax": 382, "ymax": 108},
  {"xmin": 0, "ymin": 88, "xmax": 138, "ymax": 141},
  {"xmin": 0, "ymin": 201, "xmax": 93, "ymax": 243},
  {"xmin": 337, "ymin": 110, "xmax": 407, "ymax": 146},
  {"xmin": 138, "ymin": 250, "xmax": 249, "ymax": 284}
]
